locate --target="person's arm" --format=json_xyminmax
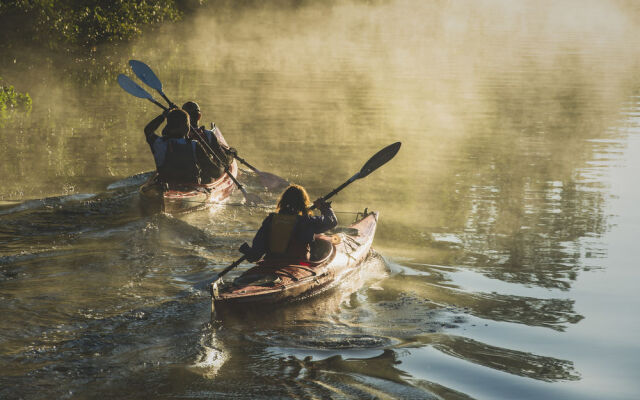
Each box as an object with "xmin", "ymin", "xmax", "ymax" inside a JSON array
[
  {"xmin": 309, "ymin": 198, "xmax": 338, "ymax": 233},
  {"xmin": 239, "ymin": 214, "xmax": 273, "ymax": 262},
  {"xmin": 144, "ymin": 113, "xmax": 166, "ymax": 145}
]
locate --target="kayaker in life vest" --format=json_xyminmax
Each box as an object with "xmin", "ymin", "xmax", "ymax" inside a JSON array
[
  {"xmin": 182, "ymin": 101, "xmax": 236, "ymax": 183},
  {"xmin": 240, "ymin": 184, "xmax": 338, "ymax": 262},
  {"xmin": 144, "ymin": 108, "xmax": 201, "ymax": 184}
]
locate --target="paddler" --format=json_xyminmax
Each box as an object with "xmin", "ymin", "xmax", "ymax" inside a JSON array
[
  {"xmin": 182, "ymin": 101, "xmax": 236, "ymax": 183},
  {"xmin": 144, "ymin": 108, "xmax": 201, "ymax": 184},
  {"xmin": 240, "ymin": 184, "xmax": 338, "ymax": 262}
]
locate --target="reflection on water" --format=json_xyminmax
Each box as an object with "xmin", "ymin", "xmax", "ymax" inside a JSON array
[
  {"xmin": 2, "ymin": 0, "xmax": 640, "ymax": 399},
  {"xmin": 424, "ymin": 334, "xmax": 579, "ymax": 382}
]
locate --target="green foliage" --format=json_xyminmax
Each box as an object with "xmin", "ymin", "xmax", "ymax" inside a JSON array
[
  {"xmin": 0, "ymin": 0, "xmax": 197, "ymax": 47},
  {"xmin": 0, "ymin": 77, "xmax": 32, "ymax": 126},
  {"xmin": 0, "ymin": 1, "xmax": 205, "ymax": 119}
]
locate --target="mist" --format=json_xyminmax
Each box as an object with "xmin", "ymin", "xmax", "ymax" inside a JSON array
[{"xmin": 2, "ymin": 0, "xmax": 639, "ymax": 216}]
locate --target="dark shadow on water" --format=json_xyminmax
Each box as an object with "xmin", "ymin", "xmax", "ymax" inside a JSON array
[
  {"xmin": 412, "ymin": 334, "xmax": 580, "ymax": 383},
  {"xmin": 368, "ymin": 272, "xmax": 584, "ymax": 332}
]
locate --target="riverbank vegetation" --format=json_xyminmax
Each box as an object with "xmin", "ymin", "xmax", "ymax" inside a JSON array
[
  {"xmin": 0, "ymin": 1, "xmax": 207, "ymax": 114},
  {"xmin": 0, "ymin": 78, "xmax": 32, "ymax": 125},
  {"xmin": 0, "ymin": 1, "xmax": 202, "ymax": 47}
]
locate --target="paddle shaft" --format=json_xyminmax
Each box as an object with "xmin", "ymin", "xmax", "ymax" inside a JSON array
[
  {"xmin": 149, "ymin": 98, "xmax": 168, "ymax": 110},
  {"xmin": 211, "ymin": 255, "xmax": 247, "ymax": 285},
  {"xmin": 158, "ymin": 90, "xmax": 177, "ymax": 109},
  {"xmin": 227, "ymin": 150, "xmax": 258, "ymax": 172},
  {"xmin": 309, "ymin": 173, "xmax": 360, "ymax": 211}
]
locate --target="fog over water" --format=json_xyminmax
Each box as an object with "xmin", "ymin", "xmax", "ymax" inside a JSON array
[{"xmin": 1, "ymin": 1, "xmax": 640, "ymax": 399}]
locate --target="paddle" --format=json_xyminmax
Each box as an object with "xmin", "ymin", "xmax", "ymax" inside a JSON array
[
  {"xmin": 209, "ymin": 141, "xmax": 402, "ymax": 286},
  {"xmin": 129, "ymin": 60, "xmax": 287, "ymax": 190},
  {"xmin": 117, "ymin": 74, "xmax": 168, "ymax": 111},
  {"xmin": 118, "ymin": 73, "xmax": 261, "ymax": 205}
]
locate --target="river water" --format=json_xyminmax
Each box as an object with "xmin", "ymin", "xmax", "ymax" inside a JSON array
[{"xmin": 2, "ymin": 1, "xmax": 640, "ymax": 399}]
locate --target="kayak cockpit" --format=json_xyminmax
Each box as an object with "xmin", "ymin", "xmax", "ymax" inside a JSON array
[{"xmin": 228, "ymin": 237, "xmax": 336, "ymax": 288}]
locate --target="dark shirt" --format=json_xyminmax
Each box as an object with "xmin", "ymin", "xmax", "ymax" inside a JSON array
[{"xmin": 249, "ymin": 207, "xmax": 338, "ymax": 261}]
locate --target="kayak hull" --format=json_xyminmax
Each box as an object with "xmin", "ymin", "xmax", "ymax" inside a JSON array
[
  {"xmin": 139, "ymin": 159, "xmax": 237, "ymax": 214},
  {"xmin": 211, "ymin": 210, "xmax": 379, "ymax": 315}
]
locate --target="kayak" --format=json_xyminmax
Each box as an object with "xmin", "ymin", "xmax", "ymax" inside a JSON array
[
  {"xmin": 139, "ymin": 159, "xmax": 238, "ymax": 214},
  {"xmin": 211, "ymin": 209, "xmax": 379, "ymax": 315}
]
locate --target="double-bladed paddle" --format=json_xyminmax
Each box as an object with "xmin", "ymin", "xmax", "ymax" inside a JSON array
[
  {"xmin": 128, "ymin": 60, "xmax": 288, "ymax": 190},
  {"xmin": 209, "ymin": 141, "xmax": 401, "ymax": 286}
]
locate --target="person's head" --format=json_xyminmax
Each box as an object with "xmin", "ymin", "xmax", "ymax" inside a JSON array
[
  {"xmin": 162, "ymin": 109, "xmax": 190, "ymax": 138},
  {"xmin": 182, "ymin": 101, "xmax": 201, "ymax": 125},
  {"xmin": 276, "ymin": 184, "xmax": 312, "ymax": 216}
]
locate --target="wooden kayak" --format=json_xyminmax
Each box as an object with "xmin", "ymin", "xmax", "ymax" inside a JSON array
[
  {"xmin": 211, "ymin": 210, "xmax": 379, "ymax": 315},
  {"xmin": 139, "ymin": 159, "xmax": 238, "ymax": 214}
]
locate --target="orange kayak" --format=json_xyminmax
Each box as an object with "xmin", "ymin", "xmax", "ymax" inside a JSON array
[{"xmin": 211, "ymin": 210, "xmax": 379, "ymax": 315}]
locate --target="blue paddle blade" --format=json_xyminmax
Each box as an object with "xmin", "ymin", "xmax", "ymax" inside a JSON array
[
  {"xmin": 129, "ymin": 60, "xmax": 163, "ymax": 91},
  {"xmin": 117, "ymin": 74, "xmax": 153, "ymax": 99}
]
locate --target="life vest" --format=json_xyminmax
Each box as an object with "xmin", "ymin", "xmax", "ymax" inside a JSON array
[
  {"xmin": 267, "ymin": 213, "xmax": 310, "ymax": 260},
  {"xmin": 152, "ymin": 138, "xmax": 200, "ymax": 184}
]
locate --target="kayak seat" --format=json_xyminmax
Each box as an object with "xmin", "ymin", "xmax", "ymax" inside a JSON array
[{"xmin": 310, "ymin": 238, "xmax": 333, "ymax": 262}]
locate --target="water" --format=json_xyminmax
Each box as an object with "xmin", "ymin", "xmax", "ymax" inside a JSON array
[{"xmin": 2, "ymin": 1, "xmax": 640, "ymax": 398}]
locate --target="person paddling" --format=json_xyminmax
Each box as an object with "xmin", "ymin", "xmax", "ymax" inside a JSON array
[
  {"xmin": 182, "ymin": 101, "xmax": 236, "ymax": 183},
  {"xmin": 240, "ymin": 184, "xmax": 338, "ymax": 262},
  {"xmin": 144, "ymin": 108, "xmax": 201, "ymax": 184}
]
